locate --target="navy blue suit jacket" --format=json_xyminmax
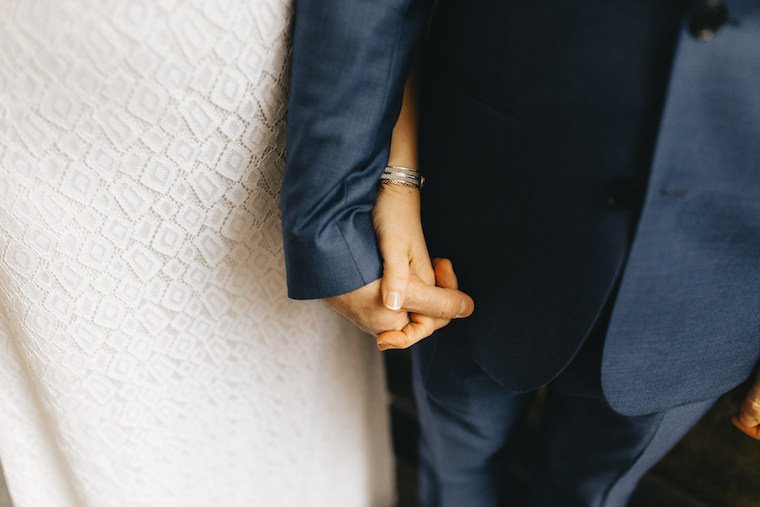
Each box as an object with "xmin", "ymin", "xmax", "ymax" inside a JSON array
[{"xmin": 281, "ymin": 0, "xmax": 760, "ymax": 415}]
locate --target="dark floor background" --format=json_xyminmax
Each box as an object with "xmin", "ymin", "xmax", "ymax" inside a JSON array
[{"xmin": 385, "ymin": 350, "xmax": 760, "ymax": 507}]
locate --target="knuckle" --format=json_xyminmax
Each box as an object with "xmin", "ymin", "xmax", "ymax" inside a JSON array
[
  {"xmin": 439, "ymin": 297, "xmax": 459, "ymax": 319},
  {"xmin": 380, "ymin": 314, "xmax": 404, "ymax": 331},
  {"xmin": 374, "ymin": 316, "xmax": 396, "ymax": 333},
  {"xmin": 398, "ymin": 334, "xmax": 415, "ymax": 349},
  {"xmin": 374, "ymin": 313, "xmax": 407, "ymax": 335}
]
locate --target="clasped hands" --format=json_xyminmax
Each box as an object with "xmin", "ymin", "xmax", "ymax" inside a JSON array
[{"xmin": 325, "ymin": 183, "xmax": 474, "ymax": 351}]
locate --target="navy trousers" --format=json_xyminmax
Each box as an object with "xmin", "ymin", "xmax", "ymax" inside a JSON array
[{"xmin": 411, "ymin": 295, "xmax": 717, "ymax": 507}]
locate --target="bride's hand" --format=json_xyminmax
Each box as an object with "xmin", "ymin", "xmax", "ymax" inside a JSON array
[{"xmin": 371, "ymin": 183, "xmax": 474, "ymax": 350}]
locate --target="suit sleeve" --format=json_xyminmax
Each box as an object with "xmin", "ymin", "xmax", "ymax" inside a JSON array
[{"xmin": 280, "ymin": 0, "xmax": 432, "ymax": 300}]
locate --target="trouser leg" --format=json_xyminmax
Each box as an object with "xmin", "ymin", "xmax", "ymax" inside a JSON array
[
  {"xmin": 412, "ymin": 336, "xmax": 534, "ymax": 507},
  {"xmin": 523, "ymin": 385, "xmax": 716, "ymax": 507},
  {"xmin": 524, "ymin": 293, "xmax": 717, "ymax": 507}
]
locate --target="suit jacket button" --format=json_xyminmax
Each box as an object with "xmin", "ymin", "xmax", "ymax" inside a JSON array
[{"xmin": 689, "ymin": 1, "xmax": 728, "ymax": 41}]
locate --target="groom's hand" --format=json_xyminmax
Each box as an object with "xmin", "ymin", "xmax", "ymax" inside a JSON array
[
  {"xmin": 324, "ymin": 266, "xmax": 473, "ymax": 338},
  {"xmin": 376, "ymin": 258, "xmax": 468, "ymax": 350},
  {"xmin": 732, "ymin": 368, "xmax": 760, "ymax": 440}
]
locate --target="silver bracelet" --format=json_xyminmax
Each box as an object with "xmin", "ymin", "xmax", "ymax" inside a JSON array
[{"xmin": 379, "ymin": 165, "xmax": 425, "ymax": 190}]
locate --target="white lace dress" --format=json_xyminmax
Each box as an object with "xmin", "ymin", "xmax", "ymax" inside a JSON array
[{"xmin": 0, "ymin": 1, "xmax": 395, "ymax": 506}]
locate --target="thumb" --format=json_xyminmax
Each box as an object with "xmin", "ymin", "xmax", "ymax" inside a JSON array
[{"xmin": 380, "ymin": 248, "xmax": 410, "ymax": 310}]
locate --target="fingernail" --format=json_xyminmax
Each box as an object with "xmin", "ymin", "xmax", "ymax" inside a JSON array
[
  {"xmin": 377, "ymin": 342, "xmax": 393, "ymax": 351},
  {"xmin": 385, "ymin": 291, "xmax": 402, "ymax": 310},
  {"xmin": 455, "ymin": 300, "xmax": 467, "ymax": 317}
]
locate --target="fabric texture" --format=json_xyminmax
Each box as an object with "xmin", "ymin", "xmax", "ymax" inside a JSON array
[
  {"xmin": 0, "ymin": 1, "xmax": 395, "ymax": 506},
  {"xmin": 601, "ymin": 0, "xmax": 760, "ymax": 415}
]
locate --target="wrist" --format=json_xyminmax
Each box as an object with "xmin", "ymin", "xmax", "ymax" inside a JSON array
[{"xmin": 376, "ymin": 181, "xmax": 422, "ymax": 214}]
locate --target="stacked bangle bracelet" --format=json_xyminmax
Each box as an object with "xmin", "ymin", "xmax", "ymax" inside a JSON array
[{"xmin": 379, "ymin": 165, "xmax": 425, "ymax": 190}]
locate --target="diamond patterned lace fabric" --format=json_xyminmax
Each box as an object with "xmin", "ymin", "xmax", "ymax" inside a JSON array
[{"xmin": 0, "ymin": 1, "xmax": 395, "ymax": 506}]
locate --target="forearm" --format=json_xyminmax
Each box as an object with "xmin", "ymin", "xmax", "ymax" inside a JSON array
[
  {"xmin": 387, "ymin": 49, "xmax": 421, "ymax": 170},
  {"xmin": 281, "ymin": 0, "xmax": 433, "ymax": 300}
]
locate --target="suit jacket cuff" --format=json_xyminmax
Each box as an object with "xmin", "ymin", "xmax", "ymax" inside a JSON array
[{"xmin": 283, "ymin": 208, "xmax": 382, "ymax": 300}]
